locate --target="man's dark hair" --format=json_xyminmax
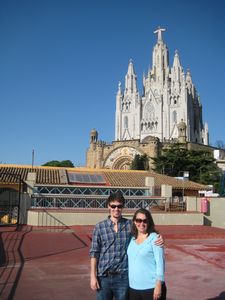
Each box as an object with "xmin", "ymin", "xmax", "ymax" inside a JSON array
[{"xmin": 106, "ymin": 191, "xmax": 125, "ymax": 207}]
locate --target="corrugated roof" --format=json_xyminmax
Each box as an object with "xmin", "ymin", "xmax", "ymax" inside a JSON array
[
  {"xmin": 0, "ymin": 164, "xmax": 207, "ymax": 191},
  {"xmin": 0, "ymin": 165, "xmax": 60, "ymax": 185},
  {"xmin": 103, "ymin": 170, "xmax": 206, "ymax": 190}
]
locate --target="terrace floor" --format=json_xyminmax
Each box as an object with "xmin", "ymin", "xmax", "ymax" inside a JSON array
[{"xmin": 0, "ymin": 224, "xmax": 225, "ymax": 300}]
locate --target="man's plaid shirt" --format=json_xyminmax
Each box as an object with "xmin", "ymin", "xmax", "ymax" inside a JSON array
[{"xmin": 90, "ymin": 217, "xmax": 132, "ymax": 276}]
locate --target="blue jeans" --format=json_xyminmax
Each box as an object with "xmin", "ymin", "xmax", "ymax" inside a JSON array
[{"xmin": 96, "ymin": 273, "xmax": 129, "ymax": 300}]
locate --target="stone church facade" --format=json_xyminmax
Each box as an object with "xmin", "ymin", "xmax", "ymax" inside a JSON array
[{"xmin": 86, "ymin": 27, "xmax": 210, "ymax": 170}]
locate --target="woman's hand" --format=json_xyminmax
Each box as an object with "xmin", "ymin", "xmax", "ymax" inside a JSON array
[{"xmin": 153, "ymin": 281, "xmax": 162, "ymax": 300}]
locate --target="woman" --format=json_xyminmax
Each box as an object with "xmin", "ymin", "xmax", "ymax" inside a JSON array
[{"xmin": 127, "ymin": 208, "xmax": 167, "ymax": 300}]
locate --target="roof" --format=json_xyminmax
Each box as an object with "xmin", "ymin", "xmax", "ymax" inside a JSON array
[
  {"xmin": 0, "ymin": 164, "xmax": 207, "ymax": 191},
  {"xmin": 0, "ymin": 164, "xmax": 60, "ymax": 185}
]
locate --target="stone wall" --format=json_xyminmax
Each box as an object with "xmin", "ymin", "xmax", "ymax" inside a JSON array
[{"xmin": 27, "ymin": 209, "xmax": 203, "ymax": 226}]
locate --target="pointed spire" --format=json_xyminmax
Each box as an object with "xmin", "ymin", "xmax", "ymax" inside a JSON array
[
  {"xmin": 128, "ymin": 58, "xmax": 135, "ymax": 74},
  {"xmin": 152, "ymin": 26, "xmax": 169, "ymax": 85},
  {"xmin": 142, "ymin": 71, "xmax": 145, "ymax": 83},
  {"xmin": 186, "ymin": 68, "xmax": 192, "ymax": 83},
  {"xmin": 117, "ymin": 81, "xmax": 122, "ymax": 95},
  {"xmin": 154, "ymin": 26, "xmax": 166, "ymax": 43},
  {"xmin": 173, "ymin": 50, "xmax": 181, "ymax": 67},
  {"xmin": 125, "ymin": 59, "xmax": 137, "ymax": 94}
]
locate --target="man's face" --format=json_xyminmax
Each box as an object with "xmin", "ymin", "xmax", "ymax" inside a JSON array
[{"xmin": 108, "ymin": 200, "xmax": 123, "ymax": 219}]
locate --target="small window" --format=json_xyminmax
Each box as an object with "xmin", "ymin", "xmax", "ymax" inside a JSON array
[
  {"xmin": 124, "ymin": 116, "xmax": 128, "ymax": 129},
  {"xmin": 173, "ymin": 111, "xmax": 177, "ymax": 123}
]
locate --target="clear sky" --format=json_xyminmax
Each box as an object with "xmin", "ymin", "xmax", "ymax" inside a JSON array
[{"xmin": 0, "ymin": 0, "xmax": 225, "ymax": 167}]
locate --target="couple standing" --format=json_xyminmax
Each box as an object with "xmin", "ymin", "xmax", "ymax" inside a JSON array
[{"xmin": 90, "ymin": 191, "xmax": 167, "ymax": 300}]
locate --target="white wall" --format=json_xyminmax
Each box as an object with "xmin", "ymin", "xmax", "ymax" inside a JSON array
[
  {"xmin": 27, "ymin": 209, "xmax": 203, "ymax": 226},
  {"xmin": 187, "ymin": 197, "xmax": 225, "ymax": 229}
]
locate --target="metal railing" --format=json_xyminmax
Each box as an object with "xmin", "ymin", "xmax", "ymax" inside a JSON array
[
  {"xmin": 35, "ymin": 185, "xmax": 154, "ymax": 197},
  {"xmin": 31, "ymin": 194, "xmax": 166, "ymax": 210}
]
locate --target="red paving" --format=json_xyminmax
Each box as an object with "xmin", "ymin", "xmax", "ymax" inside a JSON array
[{"xmin": 0, "ymin": 225, "xmax": 225, "ymax": 300}]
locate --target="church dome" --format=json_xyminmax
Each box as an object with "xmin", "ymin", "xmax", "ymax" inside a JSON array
[
  {"xmin": 177, "ymin": 119, "xmax": 186, "ymax": 129},
  {"xmin": 90, "ymin": 128, "xmax": 98, "ymax": 143},
  {"xmin": 90, "ymin": 128, "xmax": 97, "ymax": 134}
]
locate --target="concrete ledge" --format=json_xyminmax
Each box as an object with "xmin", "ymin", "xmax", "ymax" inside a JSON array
[
  {"xmin": 151, "ymin": 212, "xmax": 203, "ymax": 225},
  {"xmin": 27, "ymin": 209, "xmax": 204, "ymax": 226}
]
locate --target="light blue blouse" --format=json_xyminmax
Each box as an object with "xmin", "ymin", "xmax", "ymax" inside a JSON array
[{"xmin": 127, "ymin": 232, "xmax": 165, "ymax": 290}]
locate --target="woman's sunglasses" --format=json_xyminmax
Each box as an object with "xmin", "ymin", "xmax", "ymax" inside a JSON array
[{"xmin": 135, "ymin": 218, "xmax": 147, "ymax": 224}]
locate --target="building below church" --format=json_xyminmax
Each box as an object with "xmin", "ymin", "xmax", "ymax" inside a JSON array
[{"xmin": 86, "ymin": 27, "xmax": 212, "ymax": 170}]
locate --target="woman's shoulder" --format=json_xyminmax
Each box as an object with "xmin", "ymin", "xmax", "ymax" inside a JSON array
[
  {"xmin": 129, "ymin": 236, "xmax": 136, "ymax": 245},
  {"xmin": 147, "ymin": 232, "xmax": 158, "ymax": 242}
]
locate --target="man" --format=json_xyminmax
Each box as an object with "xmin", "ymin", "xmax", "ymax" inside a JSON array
[{"xmin": 90, "ymin": 191, "xmax": 163, "ymax": 300}]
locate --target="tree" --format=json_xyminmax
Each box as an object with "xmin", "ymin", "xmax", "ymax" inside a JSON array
[
  {"xmin": 42, "ymin": 160, "xmax": 74, "ymax": 167},
  {"xmin": 151, "ymin": 143, "xmax": 222, "ymax": 191},
  {"xmin": 130, "ymin": 154, "xmax": 149, "ymax": 170}
]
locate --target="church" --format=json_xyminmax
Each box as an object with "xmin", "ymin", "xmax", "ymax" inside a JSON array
[{"xmin": 86, "ymin": 27, "xmax": 210, "ymax": 170}]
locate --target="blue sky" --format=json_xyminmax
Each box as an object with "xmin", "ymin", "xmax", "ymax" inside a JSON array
[{"xmin": 0, "ymin": 0, "xmax": 225, "ymax": 166}]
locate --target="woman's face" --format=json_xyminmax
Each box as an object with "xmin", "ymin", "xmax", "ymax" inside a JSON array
[{"xmin": 134, "ymin": 212, "xmax": 148, "ymax": 234}]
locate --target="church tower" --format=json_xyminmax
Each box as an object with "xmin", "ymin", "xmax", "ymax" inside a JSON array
[
  {"xmin": 115, "ymin": 59, "xmax": 141, "ymax": 140},
  {"xmin": 86, "ymin": 27, "xmax": 211, "ymax": 170},
  {"xmin": 114, "ymin": 27, "xmax": 209, "ymax": 145}
]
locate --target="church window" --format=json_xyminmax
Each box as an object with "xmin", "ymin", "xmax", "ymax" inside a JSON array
[
  {"xmin": 124, "ymin": 116, "xmax": 128, "ymax": 129},
  {"xmin": 173, "ymin": 110, "xmax": 177, "ymax": 123},
  {"xmin": 144, "ymin": 102, "xmax": 155, "ymax": 121}
]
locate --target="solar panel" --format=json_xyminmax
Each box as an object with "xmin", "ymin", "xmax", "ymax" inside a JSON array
[{"xmin": 67, "ymin": 172, "xmax": 106, "ymax": 184}]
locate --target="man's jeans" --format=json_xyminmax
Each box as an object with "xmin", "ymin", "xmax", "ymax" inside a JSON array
[{"xmin": 96, "ymin": 273, "xmax": 129, "ymax": 300}]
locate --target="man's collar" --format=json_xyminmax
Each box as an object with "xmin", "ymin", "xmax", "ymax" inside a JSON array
[{"xmin": 107, "ymin": 216, "xmax": 124, "ymax": 224}]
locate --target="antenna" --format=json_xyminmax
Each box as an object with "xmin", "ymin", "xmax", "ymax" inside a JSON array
[{"xmin": 32, "ymin": 149, "xmax": 34, "ymax": 169}]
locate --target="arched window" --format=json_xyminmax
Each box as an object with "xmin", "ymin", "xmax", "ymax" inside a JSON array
[
  {"xmin": 124, "ymin": 116, "xmax": 128, "ymax": 129},
  {"xmin": 173, "ymin": 110, "xmax": 177, "ymax": 123}
]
